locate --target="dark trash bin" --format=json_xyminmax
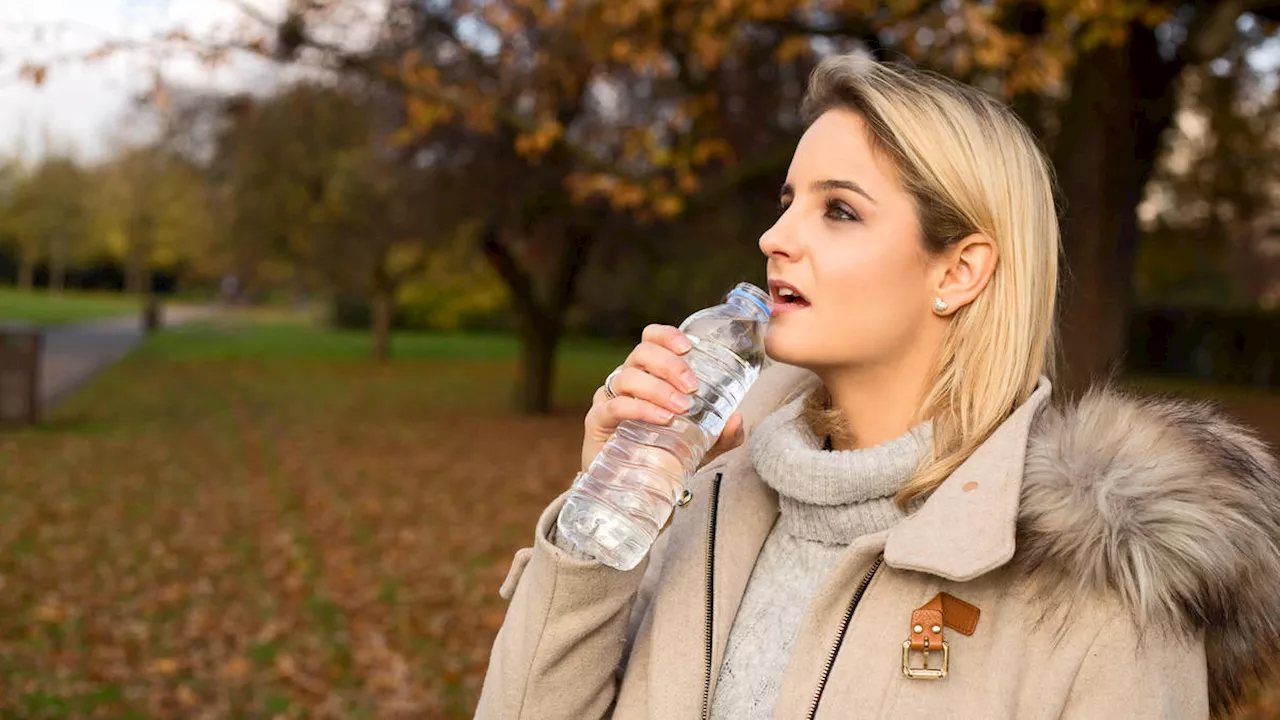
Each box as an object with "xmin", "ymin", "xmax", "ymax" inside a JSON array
[{"xmin": 0, "ymin": 324, "xmax": 42, "ymax": 427}]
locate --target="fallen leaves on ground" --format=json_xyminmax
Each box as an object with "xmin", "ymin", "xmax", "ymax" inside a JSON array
[{"xmin": 0, "ymin": 357, "xmax": 588, "ymax": 718}]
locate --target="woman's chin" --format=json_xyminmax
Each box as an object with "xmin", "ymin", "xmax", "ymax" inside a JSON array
[{"xmin": 764, "ymin": 330, "xmax": 811, "ymax": 368}]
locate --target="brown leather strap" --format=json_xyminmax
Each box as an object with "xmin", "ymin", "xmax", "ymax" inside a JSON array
[
  {"xmin": 908, "ymin": 606, "xmax": 943, "ymax": 652},
  {"xmin": 938, "ymin": 593, "xmax": 980, "ymax": 635},
  {"xmin": 908, "ymin": 593, "xmax": 980, "ymax": 651}
]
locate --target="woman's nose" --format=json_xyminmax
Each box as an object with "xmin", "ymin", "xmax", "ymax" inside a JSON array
[{"xmin": 759, "ymin": 213, "xmax": 800, "ymax": 260}]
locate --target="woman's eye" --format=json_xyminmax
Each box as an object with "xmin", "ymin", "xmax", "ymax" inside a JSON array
[
  {"xmin": 825, "ymin": 200, "xmax": 860, "ymax": 222},
  {"xmin": 777, "ymin": 200, "xmax": 791, "ymax": 216}
]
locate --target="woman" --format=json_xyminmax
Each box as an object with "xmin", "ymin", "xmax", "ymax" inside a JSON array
[{"xmin": 477, "ymin": 53, "xmax": 1280, "ymax": 719}]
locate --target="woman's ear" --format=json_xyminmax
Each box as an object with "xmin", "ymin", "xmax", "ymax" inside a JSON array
[{"xmin": 931, "ymin": 233, "xmax": 998, "ymax": 315}]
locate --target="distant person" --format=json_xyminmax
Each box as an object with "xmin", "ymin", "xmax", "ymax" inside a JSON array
[
  {"xmin": 478, "ymin": 54, "xmax": 1280, "ymax": 718},
  {"xmin": 220, "ymin": 274, "xmax": 240, "ymax": 305}
]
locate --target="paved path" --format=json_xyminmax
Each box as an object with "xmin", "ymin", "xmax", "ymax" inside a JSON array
[{"xmin": 38, "ymin": 305, "xmax": 215, "ymax": 407}]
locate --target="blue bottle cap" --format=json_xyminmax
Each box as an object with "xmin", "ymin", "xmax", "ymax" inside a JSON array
[{"xmin": 729, "ymin": 283, "xmax": 772, "ymax": 317}]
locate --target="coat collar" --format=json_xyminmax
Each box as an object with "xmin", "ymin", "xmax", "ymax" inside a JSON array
[
  {"xmin": 883, "ymin": 377, "xmax": 1052, "ymax": 581},
  {"xmin": 725, "ymin": 361, "xmax": 1053, "ymax": 583}
]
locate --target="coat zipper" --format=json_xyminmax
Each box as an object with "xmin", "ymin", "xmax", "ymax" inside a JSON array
[
  {"xmin": 700, "ymin": 471, "xmax": 723, "ymax": 720},
  {"xmin": 806, "ymin": 553, "xmax": 884, "ymax": 720}
]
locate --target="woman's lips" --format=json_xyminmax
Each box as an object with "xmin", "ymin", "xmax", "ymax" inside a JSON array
[
  {"xmin": 769, "ymin": 298, "xmax": 810, "ymax": 315},
  {"xmin": 768, "ymin": 279, "xmax": 809, "ymax": 314}
]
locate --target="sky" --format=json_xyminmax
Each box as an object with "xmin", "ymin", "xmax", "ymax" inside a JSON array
[{"xmin": 0, "ymin": 0, "xmax": 291, "ymax": 162}]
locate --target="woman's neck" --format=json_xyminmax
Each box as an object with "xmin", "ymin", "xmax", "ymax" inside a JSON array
[{"xmin": 819, "ymin": 360, "xmax": 932, "ymax": 451}]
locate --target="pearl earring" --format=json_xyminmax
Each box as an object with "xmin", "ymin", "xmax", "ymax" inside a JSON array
[{"xmin": 932, "ymin": 297, "xmax": 949, "ymax": 314}]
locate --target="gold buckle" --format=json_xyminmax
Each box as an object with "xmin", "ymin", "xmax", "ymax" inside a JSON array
[{"xmin": 901, "ymin": 639, "xmax": 949, "ymax": 679}]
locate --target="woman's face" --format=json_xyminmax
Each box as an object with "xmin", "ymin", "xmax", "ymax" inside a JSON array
[{"xmin": 760, "ymin": 108, "xmax": 941, "ymax": 373}]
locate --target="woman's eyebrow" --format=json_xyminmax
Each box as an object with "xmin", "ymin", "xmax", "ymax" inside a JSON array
[{"xmin": 812, "ymin": 179, "xmax": 877, "ymax": 204}]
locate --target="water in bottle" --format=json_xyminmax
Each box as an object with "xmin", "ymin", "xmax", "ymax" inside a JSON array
[{"xmin": 557, "ymin": 282, "xmax": 772, "ymax": 570}]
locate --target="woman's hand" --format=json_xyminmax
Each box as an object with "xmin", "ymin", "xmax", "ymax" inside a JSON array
[{"xmin": 582, "ymin": 324, "xmax": 745, "ymax": 474}]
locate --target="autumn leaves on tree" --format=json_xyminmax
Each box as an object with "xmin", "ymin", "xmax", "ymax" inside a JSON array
[
  {"xmin": 16, "ymin": 0, "xmax": 1278, "ymax": 410},
  {"xmin": 245, "ymin": 0, "xmax": 1272, "ymax": 409}
]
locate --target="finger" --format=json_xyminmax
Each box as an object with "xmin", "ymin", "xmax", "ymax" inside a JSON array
[
  {"xmin": 600, "ymin": 395, "xmax": 677, "ymax": 427},
  {"xmin": 626, "ymin": 342, "xmax": 698, "ymax": 394},
  {"xmin": 714, "ymin": 412, "xmax": 745, "ymax": 451},
  {"xmin": 703, "ymin": 413, "xmax": 744, "ymax": 467},
  {"xmin": 610, "ymin": 366, "xmax": 695, "ymax": 415},
  {"xmin": 641, "ymin": 323, "xmax": 694, "ymax": 356},
  {"xmin": 591, "ymin": 384, "xmax": 612, "ymax": 408}
]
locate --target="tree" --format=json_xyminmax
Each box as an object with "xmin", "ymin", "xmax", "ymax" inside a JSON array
[
  {"xmin": 13, "ymin": 0, "xmax": 1275, "ymax": 403},
  {"xmin": 1138, "ymin": 35, "xmax": 1280, "ymax": 307},
  {"xmin": 209, "ymin": 82, "xmax": 465, "ymax": 359},
  {"xmin": 162, "ymin": 0, "xmax": 1276, "ymax": 406},
  {"xmin": 229, "ymin": 0, "xmax": 826, "ymax": 412},
  {"xmin": 6, "ymin": 156, "xmax": 91, "ymax": 292},
  {"xmin": 308, "ymin": 144, "xmax": 439, "ymax": 361},
  {"xmin": 0, "ymin": 158, "xmax": 21, "ymax": 271},
  {"xmin": 251, "ymin": 0, "xmax": 1280, "ymax": 404},
  {"xmin": 1023, "ymin": 2, "xmax": 1278, "ymax": 389},
  {"xmin": 209, "ymin": 84, "xmax": 372, "ymax": 295},
  {"xmin": 92, "ymin": 145, "xmax": 215, "ymax": 304}
]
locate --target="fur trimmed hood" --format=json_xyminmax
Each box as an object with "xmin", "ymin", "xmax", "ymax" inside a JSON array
[{"xmin": 1018, "ymin": 387, "xmax": 1280, "ymax": 715}]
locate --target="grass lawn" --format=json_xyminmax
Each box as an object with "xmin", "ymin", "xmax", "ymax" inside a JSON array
[
  {"xmin": 0, "ymin": 314, "xmax": 1276, "ymax": 718},
  {"xmin": 0, "ymin": 287, "xmax": 141, "ymax": 326}
]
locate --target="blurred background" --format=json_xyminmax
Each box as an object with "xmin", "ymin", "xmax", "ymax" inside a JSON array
[{"xmin": 0, "ymin": 0, "xmax": 1277, "ymax": 717}]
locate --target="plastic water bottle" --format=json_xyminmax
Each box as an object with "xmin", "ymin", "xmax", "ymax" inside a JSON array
[{"xmin": 557, "ymin": 282, "xmax": 772, "ymax": 570}]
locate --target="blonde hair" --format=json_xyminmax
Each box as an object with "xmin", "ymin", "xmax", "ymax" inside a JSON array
[{"xmin": 797, "ymin": 53, "xmax": 1060, "ymax": 508}]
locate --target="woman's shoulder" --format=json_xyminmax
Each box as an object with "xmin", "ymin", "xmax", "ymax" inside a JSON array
[{"xmin": 1013, "ymin": 385, "xmax": 1280, "ymax": 713}]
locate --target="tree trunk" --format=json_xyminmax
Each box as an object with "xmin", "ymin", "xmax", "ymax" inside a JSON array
[
  {"xmin": 126, "ymin": 214, "xmax": 154, "ymax": 297},
  {"xmin": 17, "ymin": 251, "xmax": 34, "ymax": 291},
  {"xmin": 143, "ymin": 292, "xmax": 161, "ymax": 333},
  {"xmin": 49, "ymin": 237, "xmax": 66, "ymax": 295},
  {"xmin": 1052, "ymin": 24, "xmax": 1183, "ymax": 394},
  {"xmin": 126, "ymin": 246, "xmax": 147, "ymax": 296},
  {"xmin": 139, "ymin": 264, "xmax": 157, "ymax": 332},
  {"xmin": 1053, "ymin": 44, "xmax": 1135, "ymax": 392},
  {"xmin": 481, "ymin": 220, "xmax": 595, "ymax": 415},
  {"xmin": 370, "ymin": 287, "xmax": 393, "ymax": 363},
  {"xmin": 515, "ymin": 307, "xmax": 560, "ymax": 415}
]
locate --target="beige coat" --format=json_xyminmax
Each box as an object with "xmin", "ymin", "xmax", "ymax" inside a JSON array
[{"xmin": 477, "ymin": 362, "xmax": 1280, "ymax": 719}]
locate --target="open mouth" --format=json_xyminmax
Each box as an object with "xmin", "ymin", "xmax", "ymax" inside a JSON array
[{"xmin": 769, "ymin": 281, "xmax": 811, "ymax": 309}]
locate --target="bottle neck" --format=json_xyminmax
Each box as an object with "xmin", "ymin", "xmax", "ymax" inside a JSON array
[{"xmin": 728, "ymin": 285, "xmax": 771, "ymax": 321}]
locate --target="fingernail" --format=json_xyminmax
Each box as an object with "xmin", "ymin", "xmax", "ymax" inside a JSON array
[
  {"xmin": 675, "ymin": 335, "xmax": 692, "ymax": 353},
  {"xmin": 681, "ymin": 371, "xmax": 698, "ymax": 392},
  {"xmin": 671, "ymin": 392, "xmax": 692, "ymax": 411},
  {"xmin": 657, "ymin": 409, "xmax": 674, "ymax": 423}
]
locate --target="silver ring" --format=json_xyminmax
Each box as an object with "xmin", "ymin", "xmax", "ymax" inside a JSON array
[{"xmin": 603, "ymin": 367, "xmax": 623, "ymax": 400}]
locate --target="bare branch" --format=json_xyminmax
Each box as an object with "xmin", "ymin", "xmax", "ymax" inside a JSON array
[
  {"xmin": 226, "ymin": 0, "xmax": 281, "ymax": 29},
  {"xmin": 1186, "ymin": 0, "xmax": 1250, "ymax": 62},
  {"xmin": 480, "ymin": 225, "xmax": 539, "ymax": 316}
]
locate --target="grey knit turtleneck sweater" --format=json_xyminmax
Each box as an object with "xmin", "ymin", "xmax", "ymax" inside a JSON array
[{"xmin": 708, "ymin": 390, "xmax": 933, "ymax": 720}]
